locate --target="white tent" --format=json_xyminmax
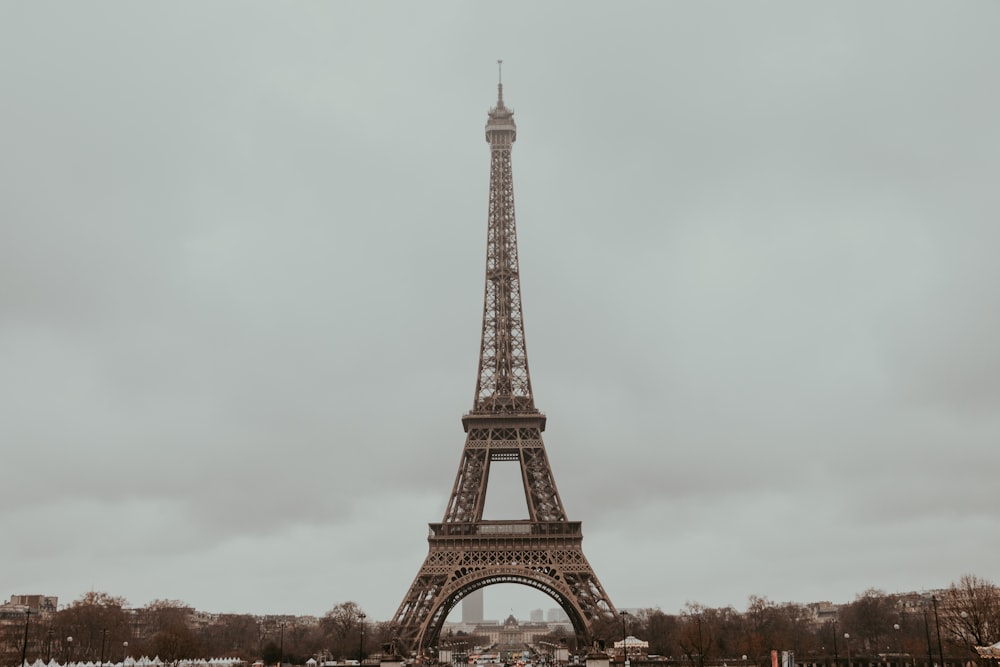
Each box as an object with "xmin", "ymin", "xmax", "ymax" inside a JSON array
[{"xmin": 976, "ymin": 642, "xmax": 1000, "ymax": 660}]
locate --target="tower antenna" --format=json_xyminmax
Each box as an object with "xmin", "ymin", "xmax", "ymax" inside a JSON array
[{"xmin": 496, "ymin": 59, "xmax": 504, "ymax": 106}]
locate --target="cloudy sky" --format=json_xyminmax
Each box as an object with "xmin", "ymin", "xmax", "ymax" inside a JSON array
[{"xmin": 3, "ymin": 2, "xmax": 999, "ymax": 623}]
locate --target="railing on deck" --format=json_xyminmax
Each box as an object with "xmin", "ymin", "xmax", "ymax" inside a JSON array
[{"xmin": 428, "ymin": 521, "xmax": 582, "ymax": 538}]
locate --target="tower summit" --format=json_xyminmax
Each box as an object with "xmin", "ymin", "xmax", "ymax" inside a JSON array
[
  {"xmin": 473, "ymin": 58, "xmax": 532, "ymax": 416},
  {"xmin": 390, "ymin": 70, "xmax": 616, "ymax": 657}
]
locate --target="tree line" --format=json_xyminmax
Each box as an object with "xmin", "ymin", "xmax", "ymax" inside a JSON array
[
  {"xmin": 2, "ymin": 595, "xmax": 388, "ymax": 667},
  {"xmin": 579, "ymin": 574, "xmax": 999, "ymax": 667},
  {"xmin": 3, "ymin": 574, "xmax": 998, "ymax": 666}
]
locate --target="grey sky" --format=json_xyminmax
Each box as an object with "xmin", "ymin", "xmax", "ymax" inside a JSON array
[{"xmin": 2, "ymin": 2, "xmax": 998, "ymax": 622}]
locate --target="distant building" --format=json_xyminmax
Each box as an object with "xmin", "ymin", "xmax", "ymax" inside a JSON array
[
  {"xmin": 802, "ymin": 601, "xmax": 839, "ymax": 627},
  {"xmin": 463, "ymin": 590, "xmax": 485, "ymax": 624},
  {"xmin": 0, "ymin": 595, "xmax": 60, "ymax": 657},
  {"xmin": 530, "ymin": 609, "xmax": 544, "ymax": 622},
  {"xmin": 546, "ymin": 608, "xmax": 569, "ymax": 623},
  {"xmin": 7, "ymin": 595, "xmax": 58, "ymax": 614},
  {"xmin": 474, "ymin": 615, "xmax": 552, "ymax": 649}
]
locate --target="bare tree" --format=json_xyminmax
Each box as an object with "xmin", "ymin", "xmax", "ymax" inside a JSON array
[
  {"xmin": 941, "ymin": 574, "xmax": 1000, "ymax": 654},
  {"xmin": 636, "ymin": 608, "xmax": 680, "ymax": 658},
  {"xmin": 319, "ymin": 602, "xmax": 367, "ymax": 660},
  {"xmin": 57, "ymin": 591, "xmax": 130, "ymax": 662},
  {"xmin": 840, "ymin": 589, "xmax": 896, "ymax": 655},
  {"xmin": 205, "ymin": 614, "xmax": 261, "ymax": 659},
  {"xmin": 742, "ymin": 596, "xmax": 782, "ymax": 666},
  {"xmin": 134, "ymin": 599, "xmax": 205, "ymax": 661},
  {"xmin": 677, "ymin": 603, "xmax": 715, "ymax": 667}
]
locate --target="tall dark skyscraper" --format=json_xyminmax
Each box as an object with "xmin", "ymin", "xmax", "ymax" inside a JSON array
[{"xmin": 461, "ymin": 588, "xmax": 484, "ymax": 624}]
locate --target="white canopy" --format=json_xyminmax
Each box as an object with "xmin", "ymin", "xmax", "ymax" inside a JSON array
[
  {"xmin": 613, "ymin": 636, "xmax": 649, "ymax": 649},
  {"xmin": 976, "ymin": 642, "xmax": 1000, "ymax": 659}
]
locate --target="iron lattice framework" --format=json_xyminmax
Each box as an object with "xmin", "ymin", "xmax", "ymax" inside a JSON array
[{"xmin": 390, "ymin": 69, "xmax": 616, "ymax": 656}]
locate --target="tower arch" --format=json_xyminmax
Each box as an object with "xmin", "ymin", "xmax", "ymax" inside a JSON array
[{"xmin": 420, "ymin": 574, "xmax": 593, "ymax": 652}]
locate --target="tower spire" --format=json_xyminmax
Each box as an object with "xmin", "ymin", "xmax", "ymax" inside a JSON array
[
  {"xmin": 497, "ymin": 59, "xmax": 504, "ymax": 107},
  {"xmin": 478, "ymin": 61, "xmax": 526, "ymax": 414}
]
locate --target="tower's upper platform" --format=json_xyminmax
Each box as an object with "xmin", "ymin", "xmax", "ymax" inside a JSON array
[{"xmin": 485, "ymin": 65, "xmax": 516, "ymax": 144}]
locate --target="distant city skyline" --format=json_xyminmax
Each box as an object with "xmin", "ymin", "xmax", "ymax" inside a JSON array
[{"xmin": 5, "ymin": 583, "xmax": 957, "ymax": 624}]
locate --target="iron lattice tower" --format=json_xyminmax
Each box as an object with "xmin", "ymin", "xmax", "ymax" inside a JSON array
[{"xmin": 390, "ymin": 67, "xmax": 616, "ymax": 655}]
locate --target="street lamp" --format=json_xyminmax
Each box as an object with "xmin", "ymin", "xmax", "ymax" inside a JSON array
[
  {"xmin": 844, "ymin": 633, "xmax": 851, "ymax": 667},
  {"xmin": 359, "ymin": 613, "xmax": 366, "ymax": 665},
  {"xmin": 696, "ymin": 614, "xmax": 704, "ymax": 667},
  {"xmin": 99, "ymin": 629, "xmax": 109, "ymax": 667},
  {"xmin": 931, "ymin": 597, "xmax": 944, "ymax": 667},
  {"xmin": 892, "ymin": 623, "xmax": 906, "ymax": 667},
  {"xmin": 123, "ymin": 642, "xmax": 129, "ymax": 666},
  {"xmin": 832, "ymin": 621, "xmax": 839, "ymax": 667},
  {"xmin": 21, "ymin": 609, "xmax": 32, "ymax": 667},
  {"xmin": 279, "ymin": 624, "xmax": 285, "ymax": 667},
  {"xmin": 922, "ymin": 602, "xmax": 934, "ymax": 667},
  {"xmin": 620, "ymin": 611, "xmax": 628, "ymax": 666},
  {"xmin": 66, "ymin": 637, "xmax": 73, "ymax": 665}
]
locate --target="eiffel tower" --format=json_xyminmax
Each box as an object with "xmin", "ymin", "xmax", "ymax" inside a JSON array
[{"xmin": 390, "ymin": 65, "xmax": 616, "ymax": 655}]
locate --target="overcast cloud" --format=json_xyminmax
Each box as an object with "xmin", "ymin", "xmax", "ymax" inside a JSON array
[{"xmin": 2, "ymin": 2, "xmax": 999, "ymax": 622}]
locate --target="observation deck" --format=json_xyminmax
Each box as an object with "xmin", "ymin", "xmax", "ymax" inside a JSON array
[{"xmin": 428, "ymin": 521, "xmax": 582, "ymax": 539}]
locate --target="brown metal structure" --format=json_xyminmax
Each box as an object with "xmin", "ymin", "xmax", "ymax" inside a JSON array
[{"xmin": 390, "ymin": 66, "xmax": 616, "ymax": 656}]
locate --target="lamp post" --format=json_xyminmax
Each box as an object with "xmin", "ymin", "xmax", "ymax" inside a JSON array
[
  {"xmin": 279, "ymin": 623, "xmax": 285, "ymax": 667},
  {"xmin": 832, "ymin": 621, "xmax": 839, "ymax": 667},
  {"xmin": 844, "ymin": 633, "xmax": 851, "ymax": 667},
  {"xmin": 21, "ymin": 609, "xmax": 33, "ymax": 667},
  {"xmin": 893, "ymin": 624, "xmax": 901, "ymax": 667},
  {"xmin": 697, "ymin": 614, "xmax": 704, "ymax": 667},
  {"xmin": 99, "ymin": 629, "xmax": 108, "ymax": 667},
  {"xmin": 123, "ymin": 642, "xmax": 129, "ymax": 666},
  {"xmin": 620, "ymin": 611, "xmax": 628, "ymax": 666},
  {"xmin": 47, "ymin": 627, "xmax": 55, "ymax": 663},
  {"xmin": 931, "ymin": 597, "xmax": 944, "ymax": 667},
  {"xmin": 359, "ymin": 613, "xmax": 366, "ymax": 665},
  {"xmin": 922, "ymin": 602, "xmax": 933, "ymax": 667},
  {"xmin": 959, "ymin": 612, "xmax": 970, "ymax": 654},
  {"xmin": 66, "ymin": 637, "xmax": 73, "ymax": 665}
]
